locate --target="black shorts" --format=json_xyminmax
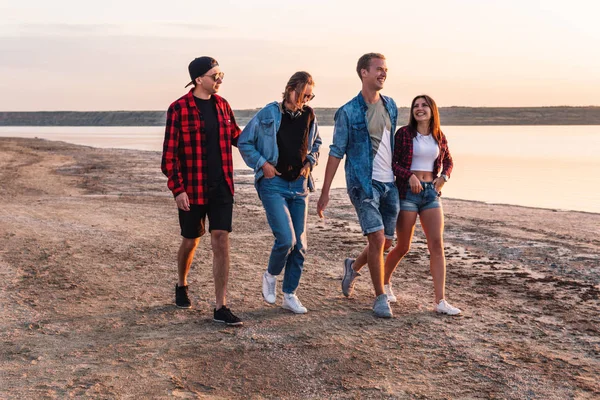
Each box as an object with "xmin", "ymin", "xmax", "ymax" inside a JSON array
[{"xmin": 178, "ymin": 182, "xmax": 233, "ymax": 239}]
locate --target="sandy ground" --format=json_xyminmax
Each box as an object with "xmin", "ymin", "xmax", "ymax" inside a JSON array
[{"xmin": 1, "ymin": 137, "xmax": 599, "ymax": 399}]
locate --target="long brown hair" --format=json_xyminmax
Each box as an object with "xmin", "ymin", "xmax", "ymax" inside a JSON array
[
  {"xmin": 408, "ymin": 94, "xmax": 442, "ymax": 144},
  {"xmin": 282, "ymin": 71, "xmax": 314, "ymax": 110}
]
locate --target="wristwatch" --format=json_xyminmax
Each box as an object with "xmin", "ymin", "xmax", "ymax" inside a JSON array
[{"xmin": 441, "ymin": 174, "xmax": 449, "ymax": 182}]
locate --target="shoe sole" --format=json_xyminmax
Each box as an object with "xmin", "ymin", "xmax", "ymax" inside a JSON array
[
  {"xmin": 213, "ymin": 319, "xmax": 244, "ymax": 326},
  {"xmin": 373, "ymin": 311, "xmax": 393, "ymax": 318},
  {"xmin": 282, "ymin": 305, "xmax": 307, "ymax": 314},
  {"xmin": 435, "ymin": 310, "xmax": 462, "ymax": 316}
]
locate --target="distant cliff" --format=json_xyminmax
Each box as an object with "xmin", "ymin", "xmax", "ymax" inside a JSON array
[{"xmin": 2, "ymin": 107, "xmax": 600, "ymax": 126}]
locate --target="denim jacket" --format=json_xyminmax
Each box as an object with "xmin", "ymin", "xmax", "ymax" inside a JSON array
[
  {"xmin": 238, "ymin": 101, "xmax": 322, "ymax": 191},
  {"xmin": 329, "ymin": 92, "xmax": 398, "ymax": 198}
]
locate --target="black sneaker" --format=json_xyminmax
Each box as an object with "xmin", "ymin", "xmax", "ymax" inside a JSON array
[
  {"xmin": 213, "ymin": 306, "xmax": 243, "ymax": 326},
  {"xmin": 175, "ymin": 284, "xmax": 192, "ymax": 309}
]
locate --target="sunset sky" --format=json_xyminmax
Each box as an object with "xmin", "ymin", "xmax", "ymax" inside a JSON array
[{"xmin": 1, "ymin": 0, "xmax": 599, "ymax": 110}]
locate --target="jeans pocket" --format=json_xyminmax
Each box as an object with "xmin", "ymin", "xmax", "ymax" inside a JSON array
[{"xmin": 424, "ymin": 187, "xmax": 438, "ymax": 203}]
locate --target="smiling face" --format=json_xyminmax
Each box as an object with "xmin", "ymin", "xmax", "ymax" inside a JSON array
[
  {"xmin": 412, "ymin": 97, "xmax": 433, "ymax": 123},
  {"xmin": 361, "ymin": 57, "xmax": 387, "ymax": 91},
  {"xmin": 408, "ymin": 94, "xmax": 441, "ymax": 139}
]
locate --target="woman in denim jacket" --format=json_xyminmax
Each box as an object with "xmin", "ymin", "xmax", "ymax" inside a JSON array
[
  {"xmin": 386, "ymin": 94, "xmax": 462, "ymax": 315},
  {"xmin": 238, "ymin": 72, "xmax": 321, "ymax": 314}
]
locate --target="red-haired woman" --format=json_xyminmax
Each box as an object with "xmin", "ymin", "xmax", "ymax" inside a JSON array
[{"xmin": 385, "ymin": 94, "xmax": 461, "ymax": 315}]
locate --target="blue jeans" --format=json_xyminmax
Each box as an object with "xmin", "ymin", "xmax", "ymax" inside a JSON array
[{"xmin": 257, "ymin": 175, "xmax": 308, "ymax": 294}]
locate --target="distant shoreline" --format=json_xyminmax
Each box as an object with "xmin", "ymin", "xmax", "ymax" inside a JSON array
[{"xmin": 2, "ymin": 106, "xmax": 600, "ymax": 126}]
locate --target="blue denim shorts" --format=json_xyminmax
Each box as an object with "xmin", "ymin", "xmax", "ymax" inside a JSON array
[
  {"xmin": 400, "ymin": 182, "xmax": 442, "ymax": 213},
  {"xmin": 349, "ymin": 180, "xmax": 400, "ymax": 239}
]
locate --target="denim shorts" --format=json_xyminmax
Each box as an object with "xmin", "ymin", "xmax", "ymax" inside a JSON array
[
  {"xmin": 349, "ymin": 180, "xmax": 400, "ymax": 239},
  {"xmin": 400, "ymin": 182, "xmax": 442, "ymax": 213}
]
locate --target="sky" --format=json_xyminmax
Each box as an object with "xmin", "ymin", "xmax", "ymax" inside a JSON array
[{"xmin": 1, "ymin": 0, "xmax": 599, "ymax": 111}]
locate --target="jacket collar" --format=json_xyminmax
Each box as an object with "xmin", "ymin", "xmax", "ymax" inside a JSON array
[{"xmin": 356, "ymin": 91, "xmax": 389, "ymax": 111}]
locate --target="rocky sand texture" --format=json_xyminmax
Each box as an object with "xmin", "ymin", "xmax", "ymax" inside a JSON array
[{"xmin": 1, "ymin": 138, "xmax": 599, "ymax": 399}]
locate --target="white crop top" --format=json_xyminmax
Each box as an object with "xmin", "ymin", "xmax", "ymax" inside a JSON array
[{"xmin": 410, "ymin": 132, "xmax": 439, "ymax": 172}]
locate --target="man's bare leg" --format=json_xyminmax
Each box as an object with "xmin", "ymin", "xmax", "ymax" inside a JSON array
[
  {"xmin": 211, "ymin": 230, "xmax": 229, "ymax": 309},
  {"xmin": 178, "ymin": 238, "xmax": 200, "ymax": 287},
  {"xmin": 366, "ymin": 230, "xmax": 386, "ymax": 296},
  {"xmin": 353, "ymin": 238, "xmax": 393, "ymax": 273}
]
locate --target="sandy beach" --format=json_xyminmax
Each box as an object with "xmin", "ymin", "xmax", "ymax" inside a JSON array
[{"xmin": 1, "ymin": 137, "xmax": 599, "ymax": 399}]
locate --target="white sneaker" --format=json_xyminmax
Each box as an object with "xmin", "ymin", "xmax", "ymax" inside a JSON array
[
  {"xmin": 282, "ymin": 293, "xmax": 308, "ymax": 314},
  {"xmin": 434, "ymin": 299, "xmax": 462, "ymax": 315},
  {"xmin": 262, "ymin": 272, "xmax": 277, "ymax": 304},
  {"xmin": 384, "ymin": 283, "xmax": 397, "ymax": 303}
]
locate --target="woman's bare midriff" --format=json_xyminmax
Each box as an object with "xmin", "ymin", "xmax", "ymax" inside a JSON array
[{"xmin": 411, "ymin": 170, "xmax": 434, "ymax": 182}]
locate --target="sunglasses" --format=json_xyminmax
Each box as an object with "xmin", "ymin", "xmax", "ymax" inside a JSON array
[
  {"xmin": 300, "ymin": 92, "xmax": 315, "ymax": 101},
  {"xmin": 203, "ymin": 72, "xmax": 225, "ymax": 81}
]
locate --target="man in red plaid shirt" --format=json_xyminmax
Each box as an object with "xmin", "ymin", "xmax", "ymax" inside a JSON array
[{"xmin": 161, "ymin": 56, "xmax": 242, "ymax": 326}]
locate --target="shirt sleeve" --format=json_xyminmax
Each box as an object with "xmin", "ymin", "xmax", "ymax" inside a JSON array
[
  {"xmin": 161, "ymin": 105, "xmax": 186, "ymax": 197},
  {"xmin": 306, "ymin": 113, "xmax": 322, "ymax": 169},
  {"xmin": 440, "ymin": 134, "xmax": 453, "ymax": 178},
  {"xmin": 227, "ymin": 102, "xmax": 241, "ymax": 147},
  {"xmin": 329, "ymin": 108, "xmax": 349, "ymax": 159},
  {"xmin": 392, "ymin": 127, "xmax": 414, "ymax": 180},
  {"xmin": 237, "ymin": 113, "xmax": 268, "ymax": 172}
]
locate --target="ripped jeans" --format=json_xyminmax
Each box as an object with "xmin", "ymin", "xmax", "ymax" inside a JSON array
[{"xmin": 348, "ymin": 180, "xmax": 400, "ymax": 239}]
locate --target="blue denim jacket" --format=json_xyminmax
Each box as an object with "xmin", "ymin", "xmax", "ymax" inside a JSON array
[
  {"xmin": 329, "ymin": 92, "xmax": 398, "ymax": 199},
  {"xmin": 238, "ymin": 102, "xmax": 322, "ymax": 191}
]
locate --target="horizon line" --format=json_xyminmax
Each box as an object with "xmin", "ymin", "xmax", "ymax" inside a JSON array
[{"xmin": 3, "ymin": 105, "xmax": 600, "ymax": 113}]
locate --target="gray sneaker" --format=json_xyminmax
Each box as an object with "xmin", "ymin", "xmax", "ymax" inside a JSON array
[
  {"xmin": 373, "ymin": 294, "xmax": 393, "ymax": 318},
  {"xmin": 341, "ymin": 258, "xmax": 360, "ymax": 297}
]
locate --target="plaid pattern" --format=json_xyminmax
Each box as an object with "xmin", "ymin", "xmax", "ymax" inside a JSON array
[
  {"xmin": 161, "ymin": 90, "xmax": 241, "ymax": 205},
  {"xmin": 392, "ymin": 125, "xmax": 453, "ymax": 199}
]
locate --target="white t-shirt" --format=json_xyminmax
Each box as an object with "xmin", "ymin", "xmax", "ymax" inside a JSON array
[
  {"xmin": 372, "ymin": 126, "xmax": 394, "ymax": 182},
  {"xmin": 410, "ymin": 132, "xmax": 439, "ymax": 172},
  {"xmin": 367, "ymin": 99, "xmax": 394, "ymax": 183}
]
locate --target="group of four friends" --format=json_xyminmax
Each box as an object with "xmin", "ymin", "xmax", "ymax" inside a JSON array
[{"xmin": 161, "ymin": 52, "xmax": 461, "ymax": 326}]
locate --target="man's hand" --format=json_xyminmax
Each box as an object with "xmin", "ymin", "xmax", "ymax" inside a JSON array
[
  {"xmin": 262, "ymin": 162, "xmax": 281, "ymax": 179},
  {"xmin": 316, "ymin": 155, "xmax": 342, "ymax": 219},
  {"xmin": 175, "ymin": 192, "xmax": 190, "ymax": 211},
  {"xmin": 317, "ymin": 192, "xmax": 329, "ymax": 219}
]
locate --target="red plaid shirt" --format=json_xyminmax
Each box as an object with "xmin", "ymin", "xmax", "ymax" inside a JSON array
[
  {"xmin": 161, "ymin": 90, "xmax": 241, "ymax": 205},
  {"xmin": 392, "ymin": 125, "xmax": 453, "ymax": 199}
]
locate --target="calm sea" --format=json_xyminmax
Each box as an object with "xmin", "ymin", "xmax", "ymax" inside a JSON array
[{"xmin": 1, "ymin": 125, "xmax": 599, "ymax": 213}]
